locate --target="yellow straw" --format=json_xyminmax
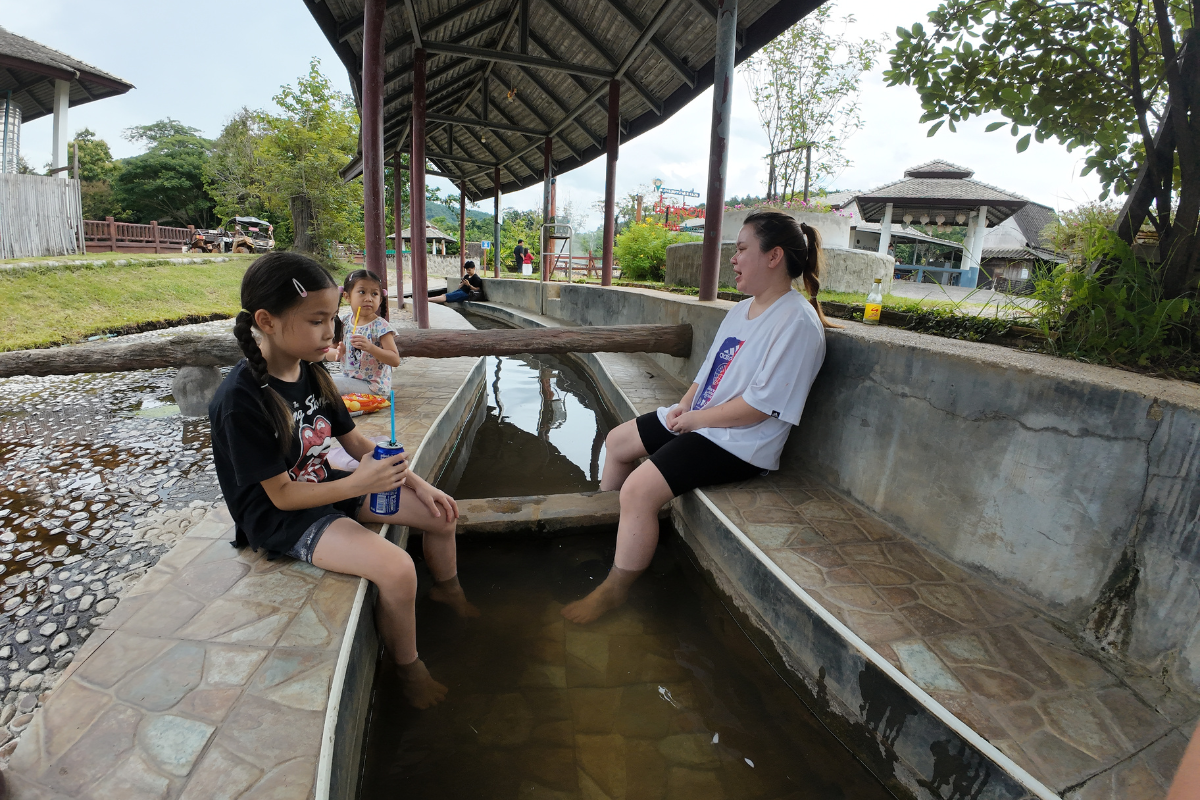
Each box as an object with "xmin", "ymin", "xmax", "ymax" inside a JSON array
[{"xmin": 353, "ymin": 305, "xmax": 361, "ymax": 333}]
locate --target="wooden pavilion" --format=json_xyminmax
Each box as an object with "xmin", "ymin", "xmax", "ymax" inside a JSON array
[
  {"xmin": 303, "ymin": 0, "xmax": 819, "ymax": 326},
  {"xmin": 0, "ymin": 25, "xmax": 133, "ymax": 176},
  {"xmin": 850, "ymin": 161, "xmax": 1029, "ymax": 289}
]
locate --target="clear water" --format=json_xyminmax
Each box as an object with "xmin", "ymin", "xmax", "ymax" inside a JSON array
[
  {"xmin": 437, "ymin": 312, "xmax": 617, "ymax": 499},
  {"xmin": 357, "ymin": 533, "xmax": 891, "ymax": 800}
]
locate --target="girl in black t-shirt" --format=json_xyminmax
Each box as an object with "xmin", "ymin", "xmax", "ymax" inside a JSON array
[{"xmin": 208, "ymin": 252, "xmax": 474, "ymax": 709}]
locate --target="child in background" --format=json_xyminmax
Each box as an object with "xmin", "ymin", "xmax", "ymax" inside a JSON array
[
  {"xmin": 335, "ymin": 269, "xmax": 399, "ymax": 396},
  {"xmin": 208, "ymin": 252, "xmax": 476, "ymax": 709}
]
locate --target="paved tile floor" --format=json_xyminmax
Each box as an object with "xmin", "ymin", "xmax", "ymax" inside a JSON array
[
  {"xmin": 5, "ymin": 353, "xmax": 478, "ymax": 799},
  {"xmin": 596, "ymin": 349, "xmax": 1193, "ymax": 799}
]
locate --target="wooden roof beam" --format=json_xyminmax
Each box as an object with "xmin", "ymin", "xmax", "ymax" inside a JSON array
[
  {"xmin": 466, "ymin": 0, "xmax": 680, "ymax": 179},
  {"xmin": 509, "ymin": 65, "xmax": 603, "ymax": 149},
  {"xmin": 399, "ymin": 147, "xmax": 496, "ymax": 169},
  {"xmin": 427, "ymin": 111, "xmax": 546, "ymax": 138},
  {"xmin": 461, "ymin": 97, "xmax": 563, "ymax": 172},
  {"xmin": 423, "ymin": 41, "xmax": 615, "ymax": 80},
  {"xmin": 597, "ymin": 0, "xmax": 695, "ymax": 87},
  {"xmin": 533, "ymin": 0, "xmax": 663, "ymax": 116},
  {"xmin": 526, "ymin": 30, "xmax": 632, "ymax": 129}
]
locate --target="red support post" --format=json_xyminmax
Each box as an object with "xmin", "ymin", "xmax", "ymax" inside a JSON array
[
  {"xmin": 363, "ymin": 0, "xmax": 388, "ymax": 302},
  {"xmin": 493, "ymin": 165, "xmax": 501, "ymax": 279},
  {"xmin": 150, "ymin": 220, "xmax": 160, "ymax": 254},
  {"xmin": 411, "ymin": 49, "xmax": 430, "ymax": 329},
  {"xmin": 601, "ymin": 79, "xmax": 620, "ymax": 287},
  {"xmin": 107, "ymin": 216, "xmax": 116, "ymax": 253},
  {"xmin": 699, "ymin": 0, "xmax": 738, "ymax": 301},
  {"xmin": 394, "ymin": 152, "xmax": 405, "ymax": 311},
  {"xmin": 459, "ymin": 185, "xmax": 466, "ymax": 277},
  {"xmin": 542, "ymin": 136, "xmax": 552, "ymax": 282}
]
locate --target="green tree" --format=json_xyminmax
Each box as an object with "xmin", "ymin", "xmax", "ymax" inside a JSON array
[
  {"xmin": 112, "ymin": 122, "xmax": 216, "ymax": 227},
  {"xmin": 886, "ymin": 0, "xmax": 1200, "ymax": 299},
  {"xmin": 745, "ymin": 4, "xmax": 882, "ymax": 201},
  {"xmin": 123, "ymin": 118, "xmax": 202, "ymax": 148},
  {"xmin": 71, "ymin": 128, "xmax": 124, "ymax": 220},
  {"xmin": 615, "ymin": 222, "xmax": 692, "ymax": 281},
  {"xmin": 255, "ymin": 59, "xmax": 362, "ymax": 253},
  {"xmin": 206, "ymin": 108, "xmax": 272, "ymax": 223}
]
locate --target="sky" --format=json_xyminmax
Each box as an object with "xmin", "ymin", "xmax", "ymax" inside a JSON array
[{"xmin": 6, "ymin": 0, "xmax": 1106, "ymax": 231}]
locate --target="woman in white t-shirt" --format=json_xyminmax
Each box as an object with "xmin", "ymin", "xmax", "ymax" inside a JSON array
[{"xmin": 562, "ymin": 211, "xmax": 839, "ymax": 623}]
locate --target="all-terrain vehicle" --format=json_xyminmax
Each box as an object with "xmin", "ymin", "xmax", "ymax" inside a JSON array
[{"xmin": 186, "ymin": 216, "xmax": 275, "ymax": 254}]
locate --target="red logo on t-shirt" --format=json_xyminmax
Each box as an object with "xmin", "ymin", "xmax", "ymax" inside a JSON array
[{"xmin": 291, "ymin": 416, "xmax": 334, "ymax": 482}]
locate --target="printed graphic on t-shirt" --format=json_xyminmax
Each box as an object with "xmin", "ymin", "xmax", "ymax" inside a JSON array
[
  {"xmin": 694, "ymin": 336, "xmax": 745, "ymax": 410},
  {"xmin": 289, "ymin": 394, "xmax": 334, "ymax": 482}
]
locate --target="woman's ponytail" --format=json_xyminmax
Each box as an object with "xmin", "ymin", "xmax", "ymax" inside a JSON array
[
  {"xmin": 742, "ymin": 211, "xmax": 841, "ymax": 329},
  {"xmin": 797, "ymin": 222, "xmax": 837, "ymax": 328}
]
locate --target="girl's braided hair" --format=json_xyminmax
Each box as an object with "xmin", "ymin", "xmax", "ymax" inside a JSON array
[
  {"xmin": 742, "ymin": 210, "xmax": 841, "ymax": 329},
  {"xmin": 233, "ymin": 252, "xmax": 343, "ymax": 451}
]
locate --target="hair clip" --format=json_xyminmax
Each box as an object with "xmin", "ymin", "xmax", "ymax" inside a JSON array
[{"xmin": 293, "ymin": 278, "xmax": 308, "ymax": 297}]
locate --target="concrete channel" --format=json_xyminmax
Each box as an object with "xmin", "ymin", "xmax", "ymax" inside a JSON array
[{"xmin": 5, "ymin": 281, "xmax": 1198, "ymax": 799}]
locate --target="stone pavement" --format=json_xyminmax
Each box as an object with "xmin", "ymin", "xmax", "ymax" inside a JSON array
[
  {"xmin": 592, "ymin": 347, "xmax": 1192, "ymax": 799},
  {"xmin": 4, "ymin": 354, "xmax": 479, "ymax": 799}
]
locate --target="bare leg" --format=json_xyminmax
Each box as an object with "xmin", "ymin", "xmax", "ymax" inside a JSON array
[
  {"xmin": 360, "ymin": 487, "xmax": 479, "ymax": 618},
  {"xmin": 562, "ymin": 460, "xmax": 674, "ymax": 624},
  {"xmin": 429, "ymin": 294, "xmax": 446, "ymax": 304},
  {"xmin": 310, "ymin": 519, "xmax": 447, "ymax": 708},
  {"xmin": 599, "ymin": 419, "xmax": 649, "ymax": 492}
]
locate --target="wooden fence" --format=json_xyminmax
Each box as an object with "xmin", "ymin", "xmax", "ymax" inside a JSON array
[
  {"xmin": 83, "ymin": 218, "xmax": 194, "ymax": 254},
  {"xmin": 0, "ymin": 173, "xmax": 84, "ymax": 260}
]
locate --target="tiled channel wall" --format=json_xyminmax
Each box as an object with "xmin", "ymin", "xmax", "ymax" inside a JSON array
[{"xmin": 478, "ymin": 279, "xmax": 1200, "ymax": 704}]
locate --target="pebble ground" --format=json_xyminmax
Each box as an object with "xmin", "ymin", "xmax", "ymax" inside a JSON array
[{"xmin": 0, "ymin": 321, "xmax": 231, "ymax": 765}]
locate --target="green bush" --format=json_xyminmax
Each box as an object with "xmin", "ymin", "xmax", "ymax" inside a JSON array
[
  {"xmin": 615, "ymin": 222, "xmax": 694, "ymax": 282},
  {"xmin": 1031, "ymin": 225, "xmax": 1197, "ymax": 375}
]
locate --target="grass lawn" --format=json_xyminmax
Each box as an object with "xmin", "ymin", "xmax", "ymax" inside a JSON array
[{"xmin": 0, "ymin": 256, "xmax": 259, "ymax": 351}]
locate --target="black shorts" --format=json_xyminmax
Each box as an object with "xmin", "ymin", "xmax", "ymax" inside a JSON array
[{"xmin": 636, "ymin": 412, "xmax": 766, "ymax": 497}]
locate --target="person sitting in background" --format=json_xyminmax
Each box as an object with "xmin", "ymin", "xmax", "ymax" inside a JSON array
[{"xmin": 430, "ymin": 261, "xmax": 483, "ymax": 304}]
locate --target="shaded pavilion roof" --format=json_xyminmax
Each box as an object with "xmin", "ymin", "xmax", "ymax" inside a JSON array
[
  {"xmin": 304, "ymin": 0, "xmax": 820, "ymax": 201},
  {"xmin": 0, "ymin": 26, "xmax": 133, "ymax": 123},
  {"xmin": 851, "ymin": 161, "xmax": 1029, "ymax": 228},
  {"xmin": 392, "ymin": 222, "xmax": 455, "ymax": 239}
]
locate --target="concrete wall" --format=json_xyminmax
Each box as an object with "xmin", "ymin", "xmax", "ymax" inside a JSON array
[
  {"xmin": 664, "ymin": 241, "xmax": 893, "ymax": 295},
  {"xmin": 387, "ymin": 253, "xmax": 464, "ymax": 279},
  {"xmin": 477, "ymin": 277, "xmax": 1200, "ymax": 695},
  {"xmin": 722, "ymin": 207, "xmax": 853, "ymax": 248}
]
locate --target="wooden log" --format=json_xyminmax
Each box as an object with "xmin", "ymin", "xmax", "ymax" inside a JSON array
[
  {"xmin": 0, "ymin": 335, "xmax": 243, "ymax": 378},
  {"xmin": 392, "ymin": 324, "xmax": 692, "ymax": 359},
  {"xmin": 0, "ymin": 324, "xmax": 692, "ymax": 379}
]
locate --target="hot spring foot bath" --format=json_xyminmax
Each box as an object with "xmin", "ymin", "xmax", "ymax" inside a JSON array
[{"xmin": 357, "ymin": 529, "xmax": 892, "ymax": 800}]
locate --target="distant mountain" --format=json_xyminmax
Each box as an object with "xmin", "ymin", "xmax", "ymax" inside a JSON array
[{"xmin": 426, "ymin": 201, "xmax": 492, "ymax": 225}]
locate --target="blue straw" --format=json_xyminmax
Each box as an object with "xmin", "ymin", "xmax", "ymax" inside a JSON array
[{"xmin": 390, "ymin": 390, "xmax": 396, "ymax": 445}]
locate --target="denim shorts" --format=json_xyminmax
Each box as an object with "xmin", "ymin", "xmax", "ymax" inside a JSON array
[
  {"xmin": 284, "ymin": 495, "xmax": 365, "ymax": 564},
  {"xmin": 284, "ymin": 514, "xmax": 342, "ymax": 564}
]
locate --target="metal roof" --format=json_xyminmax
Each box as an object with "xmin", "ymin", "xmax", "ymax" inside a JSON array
[
  {"xmin": 854, "ymin": 221, "xmax": 964, "ymax": 250},
  {"xmin": 0, "ymin": 26, "xmax": 133, "ymax": 123},
  {"xmin": 304, "ymin": 0, "xmax": 820, "ymax": 201},
  {"xmin": 852, "ymin": 162, "xmax": 1029, "ymax": 227}
]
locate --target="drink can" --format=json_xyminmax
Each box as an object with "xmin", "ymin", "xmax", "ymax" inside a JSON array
[{"xmin": 368, "ymin": 441, "xmax": 404, "ymax": 515}]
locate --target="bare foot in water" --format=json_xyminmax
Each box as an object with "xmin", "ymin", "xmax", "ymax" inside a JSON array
[
  {"xmin": 561, "ymin": 566, "xmax": 644, "ymax": 624},
  {"xmin": 429, "ymin": 575, "xmax": 481, "ymax": 618},
  {"xmin": 398, "ymin": 657, "xmax": 448, "ymax": 709}
]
